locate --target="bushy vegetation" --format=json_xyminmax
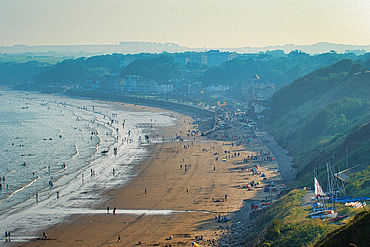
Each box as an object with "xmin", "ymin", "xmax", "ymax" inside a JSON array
[
  {"xmin": 313, "ymin": 211, "xmax": 370, "ymax": 247},
  {"xmin": 345, "ymin": 167, "xmax": 370, "ymax": 196},
  {"xmin": 0, "ymin": 61, "xmax": 51, "ymax": 85},
  {"xmin": 120, "ymin": 54, "xmax": 181, "ymax": 82},
  {"xmin": 35, "ymin": 57, "xmax": 88, "ymax": 84},
  {"xmin": 303, "ymin": 98, "xmax": 370, "ymax": 138}
]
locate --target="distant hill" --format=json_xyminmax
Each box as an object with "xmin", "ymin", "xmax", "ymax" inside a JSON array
[
  {"xmin": 1, "ymin": 42, "xmax": 369, "ymax": 57},
  {"xmin": 0, "ymin": 42, "xmax": 197, "ymax": 58},
  {"xmin": 228, "ymin": 42, "xmax": 370, "ymax": 55}
]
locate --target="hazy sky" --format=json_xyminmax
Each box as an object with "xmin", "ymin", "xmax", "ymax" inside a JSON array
[{"xmin": 1, "ymin": 0, "xmax": 369, "ymax": 48}]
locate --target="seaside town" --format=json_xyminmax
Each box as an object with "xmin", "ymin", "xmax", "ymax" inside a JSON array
[
  {"xmin": 2, "ymin": 0, "xmax": 370, "ymax": 246},
  {"xmin": 1, "ymin": 31, "xmax": 370, "ymax": 247}
]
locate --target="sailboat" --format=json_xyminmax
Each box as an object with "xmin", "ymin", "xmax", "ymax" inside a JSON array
[{"xmin": 308, "ymin": 176, "xmax": 338, "ymax": 219}]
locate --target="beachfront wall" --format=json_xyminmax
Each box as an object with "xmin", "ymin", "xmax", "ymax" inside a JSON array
[{"xmin": 64, "ymin": 89, "xmax": 215, "ymax": 117}]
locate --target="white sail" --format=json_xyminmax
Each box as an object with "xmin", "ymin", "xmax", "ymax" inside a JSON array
[{"xmin": 314, "ymin": 177, "xmax": 325, "ymax": 196}]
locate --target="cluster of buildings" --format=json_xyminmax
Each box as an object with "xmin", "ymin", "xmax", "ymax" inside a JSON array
[
  {"xmin": 90, "ymin": 74, "xmax": 203, "ymax": 94},
  {"xmin": 90, "ymin": 74, "xmax": 235, "ymax": 95},
  {"xmin": 88, "ymin": 50, "xmax": 275, "ymax": 109},
  {"xmin": 89, "ymin": 72, "xmax": 275, "ymax": 111},
  {"xmin": 241, "ymin": 73, "xmax": 275, "ymax": 114},
  {"xmin": 242, "ymin": 73, "xmax": 275, "ymax": 101}
]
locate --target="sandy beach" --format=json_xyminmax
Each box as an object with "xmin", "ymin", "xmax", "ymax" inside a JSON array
[{"xmin": 19, "ymin": 103, "xmax": 285, "ymax": 247}]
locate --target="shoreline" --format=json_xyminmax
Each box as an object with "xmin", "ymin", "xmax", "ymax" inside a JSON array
[
  {"xmin": 0, "ymin": 91, "xmax": 179, "ymax": 245},
  {"xmin": 13, "ymin": 94, "xmax": 290, "ymax": 247}
]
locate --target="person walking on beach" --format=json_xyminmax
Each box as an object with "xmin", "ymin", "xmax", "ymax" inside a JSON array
[
  {"xmin": 118, "ymin": 234, "xmax": 121, "ymax": 242},
  {"xmin": 113, "ymin": 207, "xmax": 116, "ymax": 214},
  {"xmin": 107, "ymin": 206, "xmax": 110, "ymax": 213}
]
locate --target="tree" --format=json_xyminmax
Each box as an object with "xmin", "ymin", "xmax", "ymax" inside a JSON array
[
  {"xmin": 120, "ymin": 54, "xmax": 180, "ymax": 82},
  {"xmin": 349, "ymin": 63, "xmax": 363, "ymax": 75}
]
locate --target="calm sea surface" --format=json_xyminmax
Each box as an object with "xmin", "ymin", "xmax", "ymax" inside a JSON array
[{"xmin": 0, "ymin": 90, "xmax": 176, "ymax": 242}]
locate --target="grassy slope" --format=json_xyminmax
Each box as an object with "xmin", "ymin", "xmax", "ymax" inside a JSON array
[
  {"xmin": 246, "ymin": 190, "xmax": 338, "ymax": 247},
  {"xmin": 313, "ymin": 210, "xmax": 370, "ymax": 247},
  {"xmin": 246, "ymin": 190, "xmax": 367, "ymax": 247}
]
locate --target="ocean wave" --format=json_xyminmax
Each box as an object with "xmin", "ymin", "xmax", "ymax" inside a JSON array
[
  {"xmin": 71, "ymin": 145, "xmax": 79, "ymax": 159},
  {"xmin": 5, "ymin": 177, "xmax": 39, "ymax": 200},
  {"xmin": 6, "ymin": 170, "xmax": 15, "ymax": 175}
]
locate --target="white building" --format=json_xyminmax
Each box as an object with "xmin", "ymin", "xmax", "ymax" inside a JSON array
[
  {"xmin": 207, "ymin": 84, "xmax": 229, "ymax": 92},
  {"xmin": 156, "ymin": 83, "xmax": 174, "ymax": 93},
  {"xmin": 121, "ymin": 75, "xmax": 156, "ymax": 93}
]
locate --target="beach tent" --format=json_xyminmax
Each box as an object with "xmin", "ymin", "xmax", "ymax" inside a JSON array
[
  {"xmin": 261, "ymin": 173, "xmax": 265, "ymax": 177},
  {"xmin": 192, "ymin": 242, "xmax": 199, "ymax": 247}
]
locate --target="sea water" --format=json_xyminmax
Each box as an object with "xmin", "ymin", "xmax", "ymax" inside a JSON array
[{"xmin": 0, "ymin": 90, "xmax": 176, "ymax": 242}]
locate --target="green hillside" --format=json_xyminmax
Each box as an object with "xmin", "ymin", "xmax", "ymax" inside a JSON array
[
  {"xmin": 255, "ymin": 57, "xmax": 370, "ymax": 246},
  {"xmin": 267, "ymin": 59, "xmax": 370, "ymax": 186}
]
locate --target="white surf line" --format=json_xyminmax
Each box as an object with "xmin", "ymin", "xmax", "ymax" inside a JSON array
[
  {"xmin": 26, "ymin": 208, "xmax": 214, "ymax": 216},
  {"xmin": 3, "ymin": 177, "xmax": 38, "ymax": 201}
]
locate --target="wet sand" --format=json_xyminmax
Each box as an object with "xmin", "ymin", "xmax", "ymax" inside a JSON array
[{"xmin": 19, "ymin": 104, "xmax": 283, "ymax": 247}]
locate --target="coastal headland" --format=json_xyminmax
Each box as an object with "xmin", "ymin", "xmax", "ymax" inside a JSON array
[{"xmin": 19, "ymin": 99, "xmax": 289, "ymax": 247}]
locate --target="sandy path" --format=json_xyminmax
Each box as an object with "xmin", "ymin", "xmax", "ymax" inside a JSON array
[{"xmin": 20, "ymin": 108, "xmax": 283, "ymax": 247}]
